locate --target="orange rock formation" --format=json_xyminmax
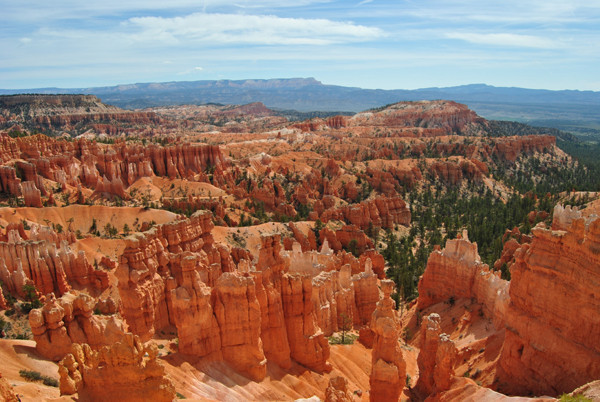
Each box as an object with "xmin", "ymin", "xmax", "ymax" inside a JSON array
[
  {"xmin": 58, "ymin": 333, "xmax": 175, "ymax": 401},
  {"xmin": 497, "ymin": 207, "xmax": 600, "ymax": 396},
  {"xmin": 369, "ymin": 279, "xmax": 405, "ymax": 402},
  {"xmin": 29, "ymin": 291, "xmax": 125, "ymax": 361}
]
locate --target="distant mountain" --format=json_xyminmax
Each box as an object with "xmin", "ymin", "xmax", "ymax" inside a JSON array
[{"xmin": 2, "ymin": 78, "xmax": 599, "ymax": 137}]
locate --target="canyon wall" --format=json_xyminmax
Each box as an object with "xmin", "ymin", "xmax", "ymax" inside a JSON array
[
  {"xmin": 416, "ymin": 206, "xmax": 600, "ymax": 397},
  {"xmin": 497, "ymin": 208, "xmax": 600, "ymax": 396}
]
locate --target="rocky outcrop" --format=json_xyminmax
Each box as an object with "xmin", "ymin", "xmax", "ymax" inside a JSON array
[
  {"xmin": 311, "ymin": 267, "xmax": 357, "ymax": 337},
  {"xmin": 281, "ymin": 273, "xmax": 331, "ymax": 373},
  {"xmin": 325, "ymin": 376, "xmax": 353, "ymax": 402},
  {"xmin": 369, "ymin": 280, "xmax": 405, "ymax": 402},
  {"xmin": 252, "ymin": 267, "xmax": 292, "ymax": 369},
  {"xmin": 492, "ymin": 135, "xmax": 556, "ymax": 162},
  {"xmin": 29, "ymin": 291, "xmax": 125, "ymax": 361},
  {"xmin": 58, "ymin": 333, "xmax": 175, "ymax": 401},
  {"xmin": 415, "ymin": 313, "xmax": 457, "ymax": 398},
  {"xmin": 21, "ymin": 180, "xmax": 42, "ymax": 207},
  {"xmin": 0, "ymin": 165, "xmax": 22, "ymax": 197},
  {"xmin": 497, "ymin": 211, "xmax": 600, "ymax": 396},
  {"xmin": 320, "ymin": 196, "xmax": 410, "ymax": 230},
  {"xmin": 168, "ymin": 253, "xmax": 221, "ymax": 358},
  {"xmin": 116, "ymin": 211, "xmax": 217, "ymax": 340},
  {"xmin": 212, "ymin": 272, "xmax": 266, "ymax": 381},
  {"xmin": 352, "ymin": 261, "xmax": 379, "ymax": 326},
  {"xmin": 0, "ymin": 373, "xmax": 19, "ymax": 402},
  {"xmin": 417, "ymin": 232, "xmax": 509, "ymax": 327}
]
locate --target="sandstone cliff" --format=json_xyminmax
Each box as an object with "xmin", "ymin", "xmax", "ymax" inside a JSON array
[{"xmin": 497, "ymin": 208, "xmax": 600, "ymax": 396}]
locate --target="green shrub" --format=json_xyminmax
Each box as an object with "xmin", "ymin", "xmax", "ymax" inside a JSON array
[
  {"xmin": 328, "ymin": 333, "xmax": 357, "ymax": 345},
  {"xmin": 19, "ymin": 370, "xmax": 42, "ymax": 381},
  {"xmin": 19, "ymin": 369, "xmax": 58, "ymax": 387},
  {"xmin": 43, "ymin": 377, "xmax": 59, "ymax": 387}
]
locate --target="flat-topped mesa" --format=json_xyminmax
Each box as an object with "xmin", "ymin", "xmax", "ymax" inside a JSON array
[
  {"xmin": 351, "ymin": 100, "xmax": 483, "ymax": 134},
  {"xmin": 58, "ymin": 333, "xmax": 175, "ymax": 401},
  {"xmin": 369, "ymin": 280, "xmax": 406, "ymax": 402},
  {"xmin": 417, "ymin": 231, "xmax": 509, "ymax": 327},
  {"xmin": 497, "ymin": 213, "xmax": 600, "ymax": 396},
  {"xmin": 0, "ymin": 94, "xmax": 163, "ymax": 133},
  {"xmin": 116, "ymin": 210, "xmax": 217, "ymax": 340},
  {"xmin": 28, "ymin": 291, "xmax": 125, "ymax": 361}
]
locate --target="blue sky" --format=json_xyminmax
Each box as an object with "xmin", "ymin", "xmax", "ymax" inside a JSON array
[{"xmin": 2, "ymin": 0, "xmax": 600, "ymax": 90}]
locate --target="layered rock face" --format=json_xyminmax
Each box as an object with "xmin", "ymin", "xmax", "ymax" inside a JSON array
[
  {"xmin": 416, "ymin": 206, "xmax": 600, "ymax": 397},
  {"xmin": 0, "ymin": 134, "xmax": 225, "ymax": 198},
  {"xmin": 29, "ymin": 292, "xmax": 125, "ymax": 361},
  {"xmin": 492, "ymin": 135, "xmax": 556, "ymax": 162},
  {"xmin": 212, "ymin": 272, "xmax": 267, "ymax": 381},
  {"xmin": 319, "ymin": 196, "xmax": 411, "ymax": 230},
  {"xmin": 58, "ymin": 333, "xmax": 175, "ymax": 401},
  {"xmin": 369, "ymin": 280, "xmax": 405, "ymax": 402},
  {"xmin": 417, "ymin": 232, "xmax": 509, "ymax": 327},
  {"xmin": 0, "ymin": 94, "xmax": 163, "ymax": 135},
  {"xmin": 0, "ymin": 232, "xmax": 108, "ymax": 299},
  {"xmin": 168, "ymin": 253, "xmax": 221, "ymax": 358},
  {"xmin": 351, "ymin": 100, "xmax": 483, "ymax": 133},
  {"xmin": 252, "ymin": 267, "xmax": 292, "ymax": 368},
  {"xmin": 116, "ymin": 214, "xmax": 383, "ymax": 379},
  {"xmin": 497, "ymin": 210, "xmax": 600, "ymax": 396},
  {"xmin": 281, "ymin": 273, "xmax": 331, "ymax": 373},
  {"xmin": 352, "ymin": 262, "xmax": 380, "ymax": 326},
  {"xmin": 116, "ymin": 211, "xmax": 217, "ymax": 340}
]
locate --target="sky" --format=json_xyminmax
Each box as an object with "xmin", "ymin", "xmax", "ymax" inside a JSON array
[{"xmin": 2, "ymin": 0, "xmax": 600, "ymax": 90}]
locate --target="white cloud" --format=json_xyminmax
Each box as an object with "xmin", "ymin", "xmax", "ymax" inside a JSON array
[
  {"xmin": 126, "ymin": 12, "xmax": 384, "ymax": 45},
  {"xmin": 445, "ymin": 32, "xmax": 556, "ymax": 49},
  {"xmin": 19, "ymin": 37, "xmax": 32, "ymax": 44}
]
